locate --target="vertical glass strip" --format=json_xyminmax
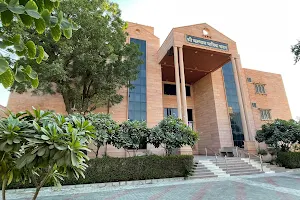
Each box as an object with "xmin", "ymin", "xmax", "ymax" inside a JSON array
[
  {"xmin": 222, "ymin": 62, "xmax": 245, "ymax": 147},
  {"xmin": 128, "ymin": 38, "xmax": 147, "ymax": 121}
]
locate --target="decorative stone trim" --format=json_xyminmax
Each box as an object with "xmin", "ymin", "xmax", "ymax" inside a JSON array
[{"xmin": 8, "ymin": 177, "xmax": 185, "ymax": 193}]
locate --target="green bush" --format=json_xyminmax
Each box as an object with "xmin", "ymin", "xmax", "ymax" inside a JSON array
[
  {"xmin": 5, "ymin": 155, "xmax": 193, "ymax": 189},
  {"xmin": 277, "ymin": 152, "xmax": 300, "ymax": 168}
]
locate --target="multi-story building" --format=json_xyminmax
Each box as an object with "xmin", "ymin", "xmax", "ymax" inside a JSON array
[{"xmin": 7, "ymin": 22, "xmax": 292, "ymax": 157}]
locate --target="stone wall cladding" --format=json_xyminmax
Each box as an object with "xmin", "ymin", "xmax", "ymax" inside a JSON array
[
  {"xmin": 193, "ymin": 74, "xmax": 221, "ymax": 154},
  {"xmin": 211, "ymin": 69, "xmax": 233, "ymax": 148},
  {"xmin": 243, "ymin": 68, "xmax": 292, "ymax": 131}
]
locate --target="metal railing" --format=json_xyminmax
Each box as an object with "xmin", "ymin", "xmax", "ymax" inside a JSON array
[
  {"xmin": 235, "ymin": 147, "xmax": 264, "ymax": 172},
  {"xmin": 205, "ymin": 147, "xmax": 227, "ymax": 169}
]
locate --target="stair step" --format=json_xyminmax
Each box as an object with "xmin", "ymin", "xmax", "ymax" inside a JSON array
[
  {"xmin": 189, "ymin": 175, "xmax": 218, "ymax": 179},
  {"xmin": 193, "ymin": 172, "xmax": 215, "ymax": 176},
  {"xmin": 225, "ymin": 169, "xmax": 260, "ymax": 173},
  {"xmin": 220, "ymin": 166, "xmax": 257, "ymax": 170},
  {"xmin": 229, "ymin": 171, "xmax": 264, "ymax": 176},
  {"xmin": 193, "ymin": 169, "xmax": 211, "ymax": 173}
]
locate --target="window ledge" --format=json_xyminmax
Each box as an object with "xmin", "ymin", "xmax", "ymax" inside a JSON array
[{"xmin": 255, "ymin": 93, "xmax": 267, "ymax": 96}]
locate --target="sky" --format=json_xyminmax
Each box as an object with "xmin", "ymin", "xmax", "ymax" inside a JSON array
[{"xmin": 1, "ymin": 0, "xmax": 300, "ymax": 119}]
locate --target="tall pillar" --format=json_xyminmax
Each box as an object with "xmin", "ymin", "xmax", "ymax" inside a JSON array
[
  {"xmin": 179, "ymin": 47, "xmax": 188, "ymax": 125},
  {"xmin": 174, "ymin": 46, "xmax": 182, "ymax": 119},
  {"xmin": 231, "ymin": 56, "xmax": 250, "ymax": 142},
  {"xmin": 233, "ymin": 55, "xmax": 256, "ymax": 153},
  {"xmin": 178, "ymin": 46, "xmax": 193, "ymax": 155}
]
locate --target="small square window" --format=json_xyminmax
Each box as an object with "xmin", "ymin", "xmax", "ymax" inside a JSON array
[
  {"xmin": 251, "ymin": 103, "xmax": 257, "ymax": 108},
  {"xmin": 260, "ymin": 109, "xmax": 271, "ymax": 120},
  {"xmin": 255, "ymin": 84, "xmax": 266, "ymax": 94},
  {"xmin": 247, "ymin": 77, "xmax": 252, "ymax": 82}
]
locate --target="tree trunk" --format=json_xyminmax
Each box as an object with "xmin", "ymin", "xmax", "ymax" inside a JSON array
[
  {"xmin": 96, "ymin": 145, "xmax": 100, "ymax": 158},
  {"xmin": 62, "ymin": 92, "xmax": 73, "ymax": 114},
  {"xmin": 32, "ymin": 166, "xmax": 53, "ymax": 200},
  {"xmin": 107, "ymin": 99, "xmax": 110, "ymax": 114},
  {"xmin": 2, "ymin": 176, "xmax": 7, "ymax": 200},
  {"xmin": 104, "ymin": 143, "xmax": 108, "ymax": 156}
]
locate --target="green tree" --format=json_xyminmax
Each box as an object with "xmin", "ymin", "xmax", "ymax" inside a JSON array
[
  {"xmin": 256, "ymin": 119, "xmax": 300, "ymax": 152},
  {"xmin": 11, "ymin": 0, "xmax": 142, "ymax": 114},
  {"xmin": 149, "ymin": 116, "xmax": 198, "ymax": 155},
  {"xmin": 118, "ymin": 120, "xmax": 150, "ymax": 156},
  {"xmin": 0, "ymin": 108, "xmax": 95, "ymax": 200},
  {"xmin": 86, "ymin": 113, "xmax": 119, "ymax": 157},
  {"xmin": 292, "ymin": 41, "xmax": 300, "ymax": 64},
  {"xmin": 0, "ymin": 0, "xmax": 75, "ymax": 89}
]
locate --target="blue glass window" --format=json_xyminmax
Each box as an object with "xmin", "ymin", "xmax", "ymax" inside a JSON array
[
  {"xmin": 222, "ymin": 62, "xmax": 244, "ymax": 148},
  {"xmin": 128, "ymin": 38, "xmax": 147, "ymax": 121}
]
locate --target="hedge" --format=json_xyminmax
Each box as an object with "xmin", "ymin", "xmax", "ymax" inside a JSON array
[
  {"xmin": 6, "ymin": 155, "xmax": 193, "ymax": 189},
  {"xmin": 277, "ymin": 152, "xmax": 300, "ymax": 168}
]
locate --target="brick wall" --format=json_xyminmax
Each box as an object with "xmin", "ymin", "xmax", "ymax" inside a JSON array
[{"xmin": 243, "ymin": 69, "xmax": 292, "ymax": 131}]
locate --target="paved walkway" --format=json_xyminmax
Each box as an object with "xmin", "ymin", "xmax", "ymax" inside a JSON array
[{"xmin": 5, "ymin": 172, "xmax": 300, "ymax": 200}]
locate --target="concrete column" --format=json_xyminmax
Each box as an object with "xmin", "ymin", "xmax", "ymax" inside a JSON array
[
  {"xmin": 231, "ymin": 56, "xmax": 250, "ymax": 142},
  {"xmin": 233, "ymin": 55, "xmax": 257, "ymax": 153},
  {"xmin": 174, "ymin": 46, "xmax": 182, "ymax": 119},
  {"xmin": 179, "ymin": 47, "xmax": 188, "ymax": 125},
  {"xmin": 178, "ymin": 46, "xmax": 193, "ymax": 155}
]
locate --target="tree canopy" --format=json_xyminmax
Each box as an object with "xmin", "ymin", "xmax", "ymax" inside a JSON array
[
  {"xmin": 11, "ymin": 0, "xmax": 142, "ymax": 114},
  {"xmin": 292, "ymin": 41, "xmax": 300, "ymax": 64},
  {"xmin": 0, "ymin": 0, "xmax": 75, "ymax": 89},
  {"xmin": 256, "ymin": 119, "xmax": 300, "ymax": 152}
]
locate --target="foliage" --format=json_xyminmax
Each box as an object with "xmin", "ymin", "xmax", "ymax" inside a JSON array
[
  {"xmin": 291, "ymin": 41, "xmax": 300, "ymax": 64},
  {"xmin": 257, "ymin": 148, "xmax": 268, "ymax": 156},
  {"xmin": 277, "ymin": 152, "xmax": 300, "ymax": 168},
  {"xmin": 149, "ymin": 116, "xmax": 198, "ymax": 155},
  {"xmin": 0, "ymin": 108, "xmax": 94, "ymax": 200},
  {"xmin": 4, "ymin": 155, "xmax": 194, "ymax": 188},
  {"xmin": 118, "ymin": 120, "xmax": 150, "ymax": 155},
  {"xmin": 11, "ymin": 0, "xmax": 142, "ymax": 114},
  {"xmin": 255, "ymin": 119, "xmax": 300, "ymax": 152},
  {"xmin": 0, "ymin": 0, "xmax": 75, "ymax": 89},
  {"xmin": 86, "ymin": 113, "xmax": 119, "ymax": 157}
]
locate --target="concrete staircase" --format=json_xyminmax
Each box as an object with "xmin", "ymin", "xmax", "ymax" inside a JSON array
[
  {"xmin": 212, "ymin": 157, "xmax": 263, "ymax": 176},
  {"xmin": 189, "ymin": 162, "xmax": 218, "ymax": 179}
]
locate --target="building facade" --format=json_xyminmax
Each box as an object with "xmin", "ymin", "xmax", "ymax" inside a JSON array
[{"xmin": 7, "ymin": 22, "xmax": 292, "ymax": 157}]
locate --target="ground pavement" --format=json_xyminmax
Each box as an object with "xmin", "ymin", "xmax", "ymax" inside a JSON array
[{"xmin": 5, "ymin": 172, "xmax": 300, "ymax": 200}]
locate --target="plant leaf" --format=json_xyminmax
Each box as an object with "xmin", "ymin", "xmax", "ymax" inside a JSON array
[
  {"xmin": 25, "ymin": 40, "xmax": 36, "ymax": 59},
  {"xmin": 36, "ymin": 45, "xmax": 44, "ymax": 64},
  {"xmin": 0, "ymin": 2, "xmax": 8, "ymax": 12},
  {"xmin": 51, "ymin": 24, "xmax": 61, "ymax": 42},
  {"xmin": 34, "ymin": 18, "xmax": 46, "ymax": 34},
  {"xmin": 41, "ymin": 9, "xmax": 50, "ymax": 25},
  {"xmin": 1, "ymin": 10, "xmax": 13, "ymax": 26},
  {"xmin": 0, "ymin": 58, "xmax": 9, "ymax": 75},
  {"xmin": 25, "ymin": 0, "xmax": 40, "ymax": 19},
  {"xmin": 31, "ymin": 77, "xmax": 39, "ymax": 88},
  {"xmin": 20, "ymin": 14, "xmax": 33, "ymax": 27},
  {"xmin": 0, "ymin": 67, "xmax": 14, "ymax": 88},
  {"xmin": 7, "ymin": 171, "xmax": 13, "ymax": 185},
  {"xmin": 8, "ymin": 0, "xmax": 25, "ymax": 14},
  {"xmin": 63, "ymin": 28, "xmax": 72, "ymax": 39}
]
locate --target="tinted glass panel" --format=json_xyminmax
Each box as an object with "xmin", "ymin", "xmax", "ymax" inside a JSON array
[
  {"xmin": 186, "ymin": 86, "xmax": 191, "ymax": 96},
  {"xmin": 128, "ymin": 38, "xmax": 147, "ymax": 121},
  {"xmin": 222, "ymin": 62, "xmax": 245, "ymax": 148},
  {"xmin": 164, "ymin": 84, "xmax": 177, "ymax": 95},
  {"xmin": 164, "ymin": 84, "xmax": 191, "ymax": 96}
]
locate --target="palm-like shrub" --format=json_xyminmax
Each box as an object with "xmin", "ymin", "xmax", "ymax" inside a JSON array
[{"xmin": 0, "ymin": 108, "xmax": 95, "ymax": 200}]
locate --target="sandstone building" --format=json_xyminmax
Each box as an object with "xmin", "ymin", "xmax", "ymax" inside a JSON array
[{"xmin": 7, "ymin": 22, "xmax": 292, "ymax": 156}]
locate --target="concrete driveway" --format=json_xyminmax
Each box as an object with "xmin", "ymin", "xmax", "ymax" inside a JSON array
[{"xmin": 5, "ymin": 172, "xmax": 300, "ymax": 200}]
